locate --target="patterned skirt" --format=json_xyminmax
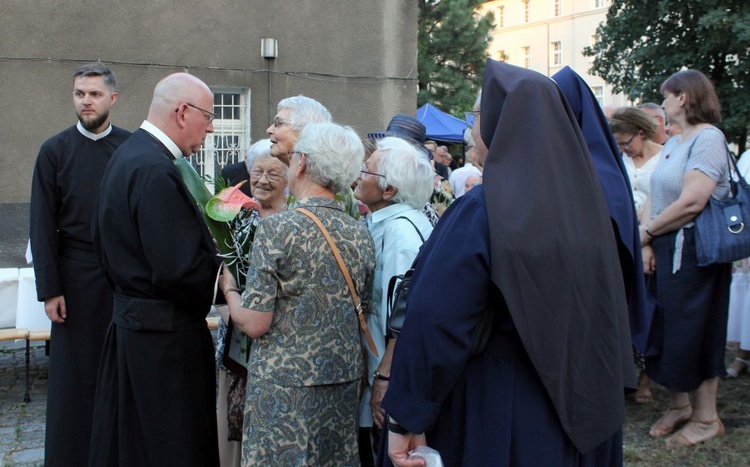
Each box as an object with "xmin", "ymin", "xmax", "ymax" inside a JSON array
[{"xmin": 242, "ymin": 376, "xmax": 360, "ymax": 466}]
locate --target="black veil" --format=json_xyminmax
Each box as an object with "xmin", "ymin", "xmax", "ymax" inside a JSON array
[{"xmin": 481, "ymin": 60, "xmax": 635, "ymax": 453}]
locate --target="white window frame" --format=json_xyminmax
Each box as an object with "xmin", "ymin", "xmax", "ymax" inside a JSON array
[
  {"xmin": 189, "ymin": 88, "xmax": 251, "ymax": 192},
  {"xmin": 521, "ymin": 46, "xmax": 531, "ymax": 68},
  {"xmin": 592, "ymin": 86, "xmax": 604, "ymax": 107},
  {"xmin": 522, "ymin": 0, "xmax": 530, "ymax": 23},
  {"xmin": 553, "ymin": 0, "xmax": 561, "ymax": 17},
  {"xmin": 551, "ymin": 41, "xmax": 562, "ymax": 66}
]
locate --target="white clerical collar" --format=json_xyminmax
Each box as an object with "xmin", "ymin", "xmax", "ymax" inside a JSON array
[
  {"xmin": 76, "ymin": 121, "xmax": 112, "ymax": 141},
  {"xmin": 140, "ymin": 120, "xmax": 183, "ymax": 159}
]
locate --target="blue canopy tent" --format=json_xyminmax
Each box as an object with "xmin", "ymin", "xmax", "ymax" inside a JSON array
[{"xmin": 417, "ymin": 103, "xmax": 468, "ymax": 143}]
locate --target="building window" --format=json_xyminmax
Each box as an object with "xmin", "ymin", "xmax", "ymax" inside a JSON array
[
  {"xmin": 522, "ymin": 0, "xmax": 530, "ymax": 23},
  {"xmin": 592, "ymin": 86, "xmax": 604, "ymax": 107},
  {"xmin": 189, "ymin": 89, "xmax": 251, "ymax": 191},
  {"xmin": 498, "ymin": 5, "xmax": 505, "ymax": 27},
  {"xmin": 553, "ymin": 0, "xmax": 561, "ymax": 16},
  {"xmin": 521, "ymin": 46, "xmax": 531, "ymax": 68},
  {"xmin": 551, "ymin": 41, "xmax": 562, "ymax": 66}
]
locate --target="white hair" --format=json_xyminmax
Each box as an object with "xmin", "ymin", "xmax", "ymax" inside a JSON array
[
  {"xmin": 464, "ymin": 128, "xmax": 475, "ymax": 147},
  {"xmin": 245, "ymin": 139, "xmax": 273, "ymax": 173},
  {"xmin": 294, "ymin": 123, "xmax": 363, "ymax": 193},
  {"xmin": 376, "ymin": 137, "xmax": 434, "ymax": 209},
  {"xmin": 278, "ymin": 95, "xmax": 332, "ymax": 130},
  {"xmin": 473, "ymin": 90, "xmax": 482, "ymax": 112},
  {"xmin": 638, "ymin": 102, "xmax": 667, "ymax": 121}
]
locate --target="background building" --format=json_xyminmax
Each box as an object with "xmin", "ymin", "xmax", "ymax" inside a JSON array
[
  {"xmin": 0, "ymin": 0, "xmax": 418, "ymax": 266},
  {"xmin": 478, "ymin": 0, "xmax": 630, "ymax": 108}
]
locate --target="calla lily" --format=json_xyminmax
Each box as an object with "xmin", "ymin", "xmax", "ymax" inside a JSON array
[
  {"xmin": 206, "ymin": 181, "xmax": 262, "ymax": 222},
  {"xmin": 174, "ymin": 158, "xmax": 254, "ymax": 283}
]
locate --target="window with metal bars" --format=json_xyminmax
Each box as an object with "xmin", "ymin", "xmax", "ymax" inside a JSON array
[{"xmin": 189, "ymin": 90, "xmax": 251, "ymax": 192}]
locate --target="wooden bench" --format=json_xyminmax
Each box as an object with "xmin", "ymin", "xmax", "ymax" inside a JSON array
[
  {"xmin": 0, "ymin": 327, "xmax": 28, "ymax": 342},
  {"xmin": 0, "ymin": 328, "xmax": 32, "ymax": 402},
  {"xmin": 23, "ymin": 329, "xmax": 50, "ymax": 402}
]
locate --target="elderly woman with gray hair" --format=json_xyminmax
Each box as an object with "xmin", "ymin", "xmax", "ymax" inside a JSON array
[
  {"xmin": 353, "ymin": 137, "xmax": 434, "ymax": 457},
  {"xmin": 215, "ymin": 138, "xmax": 288, "ymax": 466},
  {"xmin": 220, "ymin": 123, "xmax": 375, "ymax": 466}
]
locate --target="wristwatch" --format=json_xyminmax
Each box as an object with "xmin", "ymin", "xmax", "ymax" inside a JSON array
[{"xmin": 373, "ymin": 370, "xmax": 390, "ymax": 381}]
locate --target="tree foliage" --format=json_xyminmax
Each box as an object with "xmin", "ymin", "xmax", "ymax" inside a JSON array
[
  {"xmin": 583, "ymin": 0, "xmax": 750, "ymax": 149},
  {"xmin": 418, "ymin": 0, "xmax": 494, "ymax": 116}
]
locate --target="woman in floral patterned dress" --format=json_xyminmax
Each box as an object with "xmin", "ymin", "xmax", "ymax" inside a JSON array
[
  {"xmin": 220, "ymin": 122, "xmax": 375, "ymax": 466},
  {"xmin": 215, "ymin": 139, "xmax": 288, "ymax": 466}
]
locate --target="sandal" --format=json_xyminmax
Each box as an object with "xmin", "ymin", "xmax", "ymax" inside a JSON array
[
  {"xmin": 726, "ymin": 357, "xmax": 749, "ymax": 378},
  {"xmin": 666, "ymin": 418, "xmax": 725, "ymax": 448},
  {"xmin": 649, "ymin": 405, "xmax": 693, "ymax": 438}
]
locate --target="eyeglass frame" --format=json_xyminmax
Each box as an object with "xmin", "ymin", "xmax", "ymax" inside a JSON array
[
  {"xmin": 360, "ymin": 163, "xmax": 386, "ymax": 178},
  {"xmin": 176, "ymin": 103, "xmax": 217, "ymax": 123},
  {"xmin": 617, "ymin": 133, "xmax": 637, "ymax": 150},
  {"xmin": 272, "ymin": 116, "xmax": 291, "ymax": 128},
  {"xmin": 250, "ymin": 168, "xmax": 285, "ymax": 183}
]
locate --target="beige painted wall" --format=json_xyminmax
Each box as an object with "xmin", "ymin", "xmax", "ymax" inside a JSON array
[
  {"xmin": 478, "ymin": 0, "xmax": 631, "ymax": 109},
  {"xmin": 0, "ymin": 0, "xmax": 418, "ymax": 203}
]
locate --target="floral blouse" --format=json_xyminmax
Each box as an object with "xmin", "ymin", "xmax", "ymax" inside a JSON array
[{"xmin": 241, "ymin": 197, "xmax": 375, "ymax": 386}]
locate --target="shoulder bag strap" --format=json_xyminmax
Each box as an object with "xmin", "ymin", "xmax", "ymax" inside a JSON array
[
  {"xmin": 690, "ymin": 127, "xmax": 748, "ymax": 192},
  {"xmin": 295, "ymin": 207, "xmax": 379, "ymax": 357},
  {"xmin": 381, "ymin": 215, "xmax": 426, "ymax": 251},
  {"xmin": 395, "ymin": 215, "xmax": 425, "ymax": 243}
]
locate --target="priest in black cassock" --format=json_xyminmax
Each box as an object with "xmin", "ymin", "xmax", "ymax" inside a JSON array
[
  {"xmin": 89, "ymin": 72, "xmax": 221, "ymax": 467},
  {"xmin": 29, "ymin": 63, "xmax": 130, "ymax": 467}
]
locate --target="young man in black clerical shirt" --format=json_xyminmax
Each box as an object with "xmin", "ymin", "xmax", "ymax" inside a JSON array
[{"xmin": 29, "ymin": 63, "xmax": 131, "ymax": 467}]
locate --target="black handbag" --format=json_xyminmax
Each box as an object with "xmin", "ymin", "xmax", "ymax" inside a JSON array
[
  {"xmin": 384, "ymin": 216, "xmax": 497, "ymax": 355},
  {"xmin": 386, "ymin": 268, "xmax": 414, "ymax": 339},
  {"xmin": 385, "ymin": 217, "xmax": 424, "ymax": 340},
  {"xmin": 694, "ymin": 143, "xmax": 750, "ymax": 266},
  {"xmin": 386, "ymin": 263, "xmax": 498, "ymax": 355}
]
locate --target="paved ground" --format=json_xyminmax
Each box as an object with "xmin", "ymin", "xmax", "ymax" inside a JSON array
[
  {"xmin": 0, "ymin": 204, "xmax": 29, "ymax": 269},
  {"xmin": 0, "ymin": 203, "xmax": 44, "ymax": 466},
  {"xmin": 0, "ymin": 203, "xmax": 224, "ymax": 466},
  {"xmin": 0, "ymin": 332, "xmax": 220, "ymax": 466},
  {"xmin": 0, "ymin": 340, "xmax": 47, "ymax": 467}
]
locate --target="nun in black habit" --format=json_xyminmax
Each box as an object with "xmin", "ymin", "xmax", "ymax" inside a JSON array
[{"xmin": 381, "ymin": 60, "xmax": 635, "ymax": 466}]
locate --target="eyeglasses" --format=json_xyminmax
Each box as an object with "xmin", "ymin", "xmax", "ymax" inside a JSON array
[
  {"xmin": 251, "ymin": 169, "xmax": 284, "ymax": 183},
  {"xmin": 617, "ymin": 133, "xmax": 637, "ymax": 150},
  {"xmin": 272, "ymin": 117, "xmax": 291, "ymax": 128},
  {"xmin": 360, "ymin": 163, "xmax": 385, "ymax": 178},
  {"xmin": 179, "ymin": 103, "xmax": 216, "ymax": 123}
]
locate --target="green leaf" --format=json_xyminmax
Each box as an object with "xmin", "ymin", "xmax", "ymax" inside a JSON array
[
  {"xmin": 173, "ymin": 158, "xmax": 238, "ymax": 279},
  {"xmin": 418, "ymin": 0, "xmax": 494, "ymax": 116},
  {"xmin": 206, "ymin": 181, "xmax": 261, "ymax": 222},
  {"xmin": 585, "ymin": 0, "xmax": 750, "ymax": 148}
]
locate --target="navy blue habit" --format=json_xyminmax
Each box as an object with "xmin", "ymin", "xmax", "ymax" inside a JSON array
[
  {"xmin": 381, "ymin": 61, "xmax": 633, "ymax": 467},
  {"xmin": 552, "ymin": 66, "xmax": 650, "ymax": 352}
]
